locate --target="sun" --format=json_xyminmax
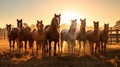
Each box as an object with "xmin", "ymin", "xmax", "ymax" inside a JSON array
[{"xmin": 61, "ymin": 11, "xmax": 83, "ymax": 25}]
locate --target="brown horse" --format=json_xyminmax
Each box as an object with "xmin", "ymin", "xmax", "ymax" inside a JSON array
[
  {"xmin": 76, "ymin": 18, "xmax": 87, "ymax": 54},
  {"xmin": 86, "ymin": 21, "xmax": 100, "ymax": 55},
  {"xmin": 17, "ymin": 19, "xmax": 33, "ymax": 52},
  {"xmin": 6, "ymin": 24, "xmax": 18, "ymax": 51},
  {"xmin": 45, "ymin": 14, "xmax": 61, "ymax": 56},
  {"xmin": 32, "ymin": 20, "xmax": 46, "ymax": 54},
  {"xmin": 99, "ymin": 23, "xmax": 109, "ymax": 54}
]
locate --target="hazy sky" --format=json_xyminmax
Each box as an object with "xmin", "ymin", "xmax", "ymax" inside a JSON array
[{"xmin": 0, "ymin": 0, "xmax": 120, "ymax": 28}]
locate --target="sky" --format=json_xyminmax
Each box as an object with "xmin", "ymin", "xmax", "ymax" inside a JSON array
[{"xmin": 0, "ymin": 0, "xmax": 120, "ymax": 28}]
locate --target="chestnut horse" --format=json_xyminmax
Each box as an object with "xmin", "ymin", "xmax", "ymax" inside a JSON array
[
  {"xmin": 76, "ymin": 18, "xmax": 87, "ymax": 54},
  {"xmin": 31, "ymin": 20, "xmax": 46, "ymax": 54},
  {"xmin": 86, "ymin": 21, "xmax": 100, "ymax": 54},
  {"xmin": 45, "ymin": 14, "xmax": 61, "ymax": 56},
  {"xmin": 61, "ymin": 19, "xmax": 77, "ymax": 56},
  {"xmin": 6, "ymin": 24, "xmax": 18, "ymax": 51},
  {"xmin": 99, "ymin": 23, "xmax": 109, "ymax": 54},
  {"xmin": 17, "ymin": 19, "xmax": 33, "ymax": 52}
]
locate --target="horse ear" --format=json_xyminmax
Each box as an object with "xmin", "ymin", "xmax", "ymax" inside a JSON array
[
  {"xmin": 80, "ymin": 19, "xmax": 82, "ymax": 21},
  {"xmin": 17, "ymin": 19, "xmax": 18, "ymax": 21},
  {"xmin": 37, "ymin": 20, "xmax": 39, "ymax": 22},
  {"xmin": 59, "ymin": 14, "xmax": 61, "ymax": 16},
  {"xmin": 21, "ymin": 19, "xmax": 22, "ymax": 22},
  {"xmin": 6, "ymin": 24, "xmax": 8, "ymax": 26},
  {"xmin": 41, "ymin": 20, "xmax": 43, "ymax": 22},
  {"xmin": 84, "ymin": 18, "xmax": 86, "ymax": 21},
  {"xmin": 54, "ymin": 14, "xmax": 57, "ymax": 17},
  {"xmin": 98, "ymin": 21, "xmax": 99, "ymax": 23},
  {"xmin": 75, "ymin": 19, "xmax": 77, "ymax": 22}
]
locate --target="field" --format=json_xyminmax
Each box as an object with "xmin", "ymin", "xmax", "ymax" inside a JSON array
[{"xmin": 0, "ymin": 40, "xmax": 120, "ymax": 67}]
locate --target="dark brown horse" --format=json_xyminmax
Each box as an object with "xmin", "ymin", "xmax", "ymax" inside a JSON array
[
  {"xmin": 86, "ymin": 21, "xmax": 100, "ymax": 54},
  {"xmin": 17, "ymin": 19, "xmax": 33, "ymax": 52},
  {"xmin": 45, "ymin": 14, "xmax": 61, "ymax": 56},
  {"xmin": 76, "ymin": 18, "xmax": 87, "ymax": 54},
  {"xmin": 99, "ymin": 23, "xmax": 109, "ymax": 54},
  {"xmin": 6, "ymin": 24, "xmax": 18, "ymax": 51},
  {"xmin": 32, "ymin": 20, "xmax": 46, "ymax": 54}
]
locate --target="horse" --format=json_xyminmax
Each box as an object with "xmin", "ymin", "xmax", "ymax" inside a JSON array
[
  {"xmin": 45, "ymin": 14, "xmax": 61, "ymax": 56},
  {"xmin": 99, "ymin": 23, "xmax": 109, "ymax": 54},
  {"xmin": 31, "ymin": 20, "xmax": 46, "ymax": 54},
  {"xmin": 6, "ymin": 24, "xmax": 18, "ymax": 51},
  {"xmin": 17, "ymin": 19, "xmax": 33, "ymax": 52},
  {"xmin": 76, "ymin": 18, "xmax": 87, "ymax": 54},
  {"xmin": 86, "ymin": 21, "xmax": 100, "ymax": 55},
  {"xmin": 61, "ymin": 19, "xmax": 77, "ymax": 56}
]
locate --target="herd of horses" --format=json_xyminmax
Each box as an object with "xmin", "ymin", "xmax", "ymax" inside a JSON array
[{"xmin": 6, "ymin": 14, "xmax": 109, "ymax": 57}]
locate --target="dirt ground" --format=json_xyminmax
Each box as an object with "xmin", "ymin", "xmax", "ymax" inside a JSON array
[{"xmin": 0, "ymin": 40, "xmax": 120, "ymax": 67}]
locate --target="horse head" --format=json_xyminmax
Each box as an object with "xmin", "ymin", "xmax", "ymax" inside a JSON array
[
  {"xmin": 6, "ymin": 24, "xmax": 11, "ymax": 33},
  {"xmin": 36, "ymin": 20, "xmax": 44, "ymax": 31},
  {"xmin": 93, "ymin": 21, "xmax": 99, "ymax": 32},
  {"xmin": 80, "ymin": 18, "xmax": 86, "ymax": 30},
  {"xmin": 17, "ymin": 19, "xmax": 22, "ymax": 30},
  {"xmin": 51, "ymin": 14, "xmax": 61, "ymax": 29},
  {"xmin": 104, "ymin": 23, "xmax": 109, "ymax": 33},
  {"xmin": 70, "ymin": 19, "xmax": 77, "ymax": 31}
]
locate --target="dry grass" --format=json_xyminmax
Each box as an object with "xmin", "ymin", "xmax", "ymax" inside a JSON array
[{"xmin": 0, "ymin": 40, "xmax": 120, "ymax": 67}]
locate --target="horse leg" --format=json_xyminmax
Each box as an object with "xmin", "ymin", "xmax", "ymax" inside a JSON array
[
  {"xmin": 83, "ymin": 40, "xmax": 86, "ymax": 54},
  {"xmin": 104, "ymin": 42, "xmax": 107, "ymax": 54},
  {"xmin": 91, "ymin": 42, "xmax": 94, "ymax": 55},
  {"xmin": 24, "ymin": 41, "xmax": 27, "ymax": 52},
  {"xmin": 95, "ymin": 42, "xmax": 97, "ymax": 54},
  {"xmin": 9, "ymin": 40, "xmax": 12, "ymax": 51},
  {"xmin": 49, "ymin": 41, "xmax": 52, "ymax": 57},
  {"xmin": 61, "ymin": 39, "xmax": 63, "ymax": 54},
  {"xmin": 101, "ymin": 42, "xmax": 104, "ymax": 53},
  {"xmin": 72, "ymin": 42, "xmax": 75, "ymax": 55},
  {"xmin": 54, "ymin": 42, "xmax": 57, "ymax": 56},
  {"xmin": 36, "ymin": 41, "xmax": 39, "ymax": 55},
  {"xmin": 68, "ymin": 41, "xmax": 70, "ymax": 56},
  {"xmin": 13, "ymin": 40, "xmax": 15, "ymax": 51},
  {"xmin": 78, "ymin": 40, "xmax": 81, "ymax": 54}
]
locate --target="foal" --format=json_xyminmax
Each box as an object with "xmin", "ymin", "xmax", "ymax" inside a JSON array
[
  {"xmin": 86, "ymin": 21, "xmax": 100, "ymax": 54},
  {"xmin": 99, "ymin": 23, "xmax": 109, "ymax": 54},
  {"xmin": 76, "ymin": 18, "xmax": 87, "ymax": 54}
]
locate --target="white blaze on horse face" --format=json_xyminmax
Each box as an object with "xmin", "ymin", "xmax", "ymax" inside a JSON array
[
  {"xmin": 71, "ymin": 22, "xmax": 77, "ymax": 30},
  {"xmin": 56, "ymin": 17, "xmax": 60, "ymax": 28},
  {"xmin": 38, "ymin": 23, "xmax": 41, "ymax": 30},
  {"xmin": 18, "ymin": 22, "xmax": 21, "ymax": 30}
]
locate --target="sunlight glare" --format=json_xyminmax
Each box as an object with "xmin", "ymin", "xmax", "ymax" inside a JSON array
[{"xmin": 61, "ymin": 11, "xmax": 83, "ymax": 25}]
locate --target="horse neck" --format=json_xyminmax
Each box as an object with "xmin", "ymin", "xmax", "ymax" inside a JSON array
[
  {"xmin": 68, "ymin": 28, "xmax": 76, "ymax": 34},
  {"xmin": 103, "ymin": 29, "xmax": 109, "ymax": 34},
  {"xmin": 80, "ymin": 26, "xmax": 86, "ymax": 33}
]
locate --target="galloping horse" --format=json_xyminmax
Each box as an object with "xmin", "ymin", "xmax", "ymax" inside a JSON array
[
  {"xmin": 45, "ymin": 14, "xmax": 61, "ymax": 56},
  {"xmin": 99, "ymin": 23, "xmax": 109, "ymax": 54},
  {"xmin": 61, "ymin": 19, "xmax": 77, "ymax": 56},
  {"xmin": 6, "ymin": 24, "xmax": 18, "ymax": 51},
  {"xmin": 32, "ymin": 20, "xmax": 46, "ymax": 54},
  {"xmin": 17, "ymin": 19, "xmax": 33, "ymax": 52},
  {"xmin": 86, "ymin": 21, "xmax": 100, "ymax": 54},
  {"xmin": 76, "ymin": 18, "xmax": 87, "ymax": 54}
]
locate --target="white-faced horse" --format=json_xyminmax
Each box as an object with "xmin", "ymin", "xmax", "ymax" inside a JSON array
[{"xmin": 61, "ymin": 19, "xmax": 77, "ymax": 56}]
